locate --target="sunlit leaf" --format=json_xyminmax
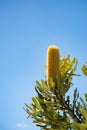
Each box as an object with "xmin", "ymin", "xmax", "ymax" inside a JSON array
[
  {"xmin": 32, "ymin": 97, "xmax": 42, "ymax": 111},
  {"xmin": 82, "ymin": 64, "xmax": 87, "ymax": 76}
]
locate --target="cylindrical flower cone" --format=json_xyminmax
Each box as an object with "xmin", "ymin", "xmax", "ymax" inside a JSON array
[{"xmin": 46, "ymin": 45, "xmax": 60, "ymax": 87}]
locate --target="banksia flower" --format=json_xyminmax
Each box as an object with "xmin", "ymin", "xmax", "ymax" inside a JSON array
[{"xmin": 46, "ymin": 45, "xmax": 60, "ymax": 87}]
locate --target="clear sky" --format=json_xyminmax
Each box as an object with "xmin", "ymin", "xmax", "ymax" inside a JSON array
[{"xmin": 0, "ymin": 0, "xmax": 87, "ymax": 130}]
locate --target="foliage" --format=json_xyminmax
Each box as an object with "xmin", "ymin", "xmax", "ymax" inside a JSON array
[
  {"xmin": 24, "ymin": 55, "xmax": 87, "ymax": 130},
  {"xmin": 82, "ymin": 62, "xmax": 87, "ymax": 76}
]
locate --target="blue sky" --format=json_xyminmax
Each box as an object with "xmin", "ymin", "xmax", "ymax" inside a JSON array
[{"xmin": 0, "ymin": 0, "xmax": 87, "ymax": 130}]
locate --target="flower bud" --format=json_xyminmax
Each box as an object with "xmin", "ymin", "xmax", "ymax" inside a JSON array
[{"xmin": 46, "ymin": 45, "xmax": 60, "ymax": 87}]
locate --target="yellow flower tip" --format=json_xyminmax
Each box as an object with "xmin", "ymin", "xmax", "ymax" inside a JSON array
[
  {"xmin": 46, "ymin": 45, "xmax": 60, "ymax": 87},
  {"xmin": 47, "ymin": 45, "xmax": 60, "ymax": 54}
]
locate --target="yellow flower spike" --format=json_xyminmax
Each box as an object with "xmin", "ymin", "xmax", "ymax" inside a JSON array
[{"xmin": 46, "ymin": 45, "xmax": 60, "ymax": 87}]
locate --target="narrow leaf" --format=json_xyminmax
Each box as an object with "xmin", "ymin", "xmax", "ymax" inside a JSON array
[{"xmin": 82, "ymin": 65, "xmax": 87, "ymax": 76}]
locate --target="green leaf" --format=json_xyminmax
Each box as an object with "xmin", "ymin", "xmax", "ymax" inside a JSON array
[
  {"xmin": 36, "ymin": 80, "xmax": 42, "ymax": 88},
  {"xmin": 32, "ymin": 97, "xmax": 42, "ymax": 111},
  {"xmin": 25, "ymin": 103, "xmax": 33, "ymax": 111},
  {"xmin": 72, "ymin": 58, "xmax": 78, "ymax": 73},
  {"xmin": 41, "ymin": 80, "xmax": 49, "ymax": 89},
  {"xmin": 80, "ymin": 108, "xmax": 87, "ymax": 118},
  {"xmin": 80, "ymin": 97, "xmax": 85, "ymax": 107},
  {"xmin": 82, "ymin": 64, "xmax": 87, "ymax": 76},
  {"xmin": 85, "ymin": 94, "xmax": 87, "ymax": 102},
  {"xmin": 73, "ymin": 88, "xmax": 78, "ymax": 100}
]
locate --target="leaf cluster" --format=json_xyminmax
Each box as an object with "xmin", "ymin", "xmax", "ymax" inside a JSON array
[{"xmin": 24, "ymin": 55, "xmax": 87, "ymax": 130}]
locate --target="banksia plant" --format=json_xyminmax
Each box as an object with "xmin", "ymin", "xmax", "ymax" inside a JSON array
[
  {"xmin": 46, "ymin": 45, "xmax": 60, "ymax": 87},
  {"xmin": 25, "ymin": 45, "xmax": 87, "ymax": 130}
]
